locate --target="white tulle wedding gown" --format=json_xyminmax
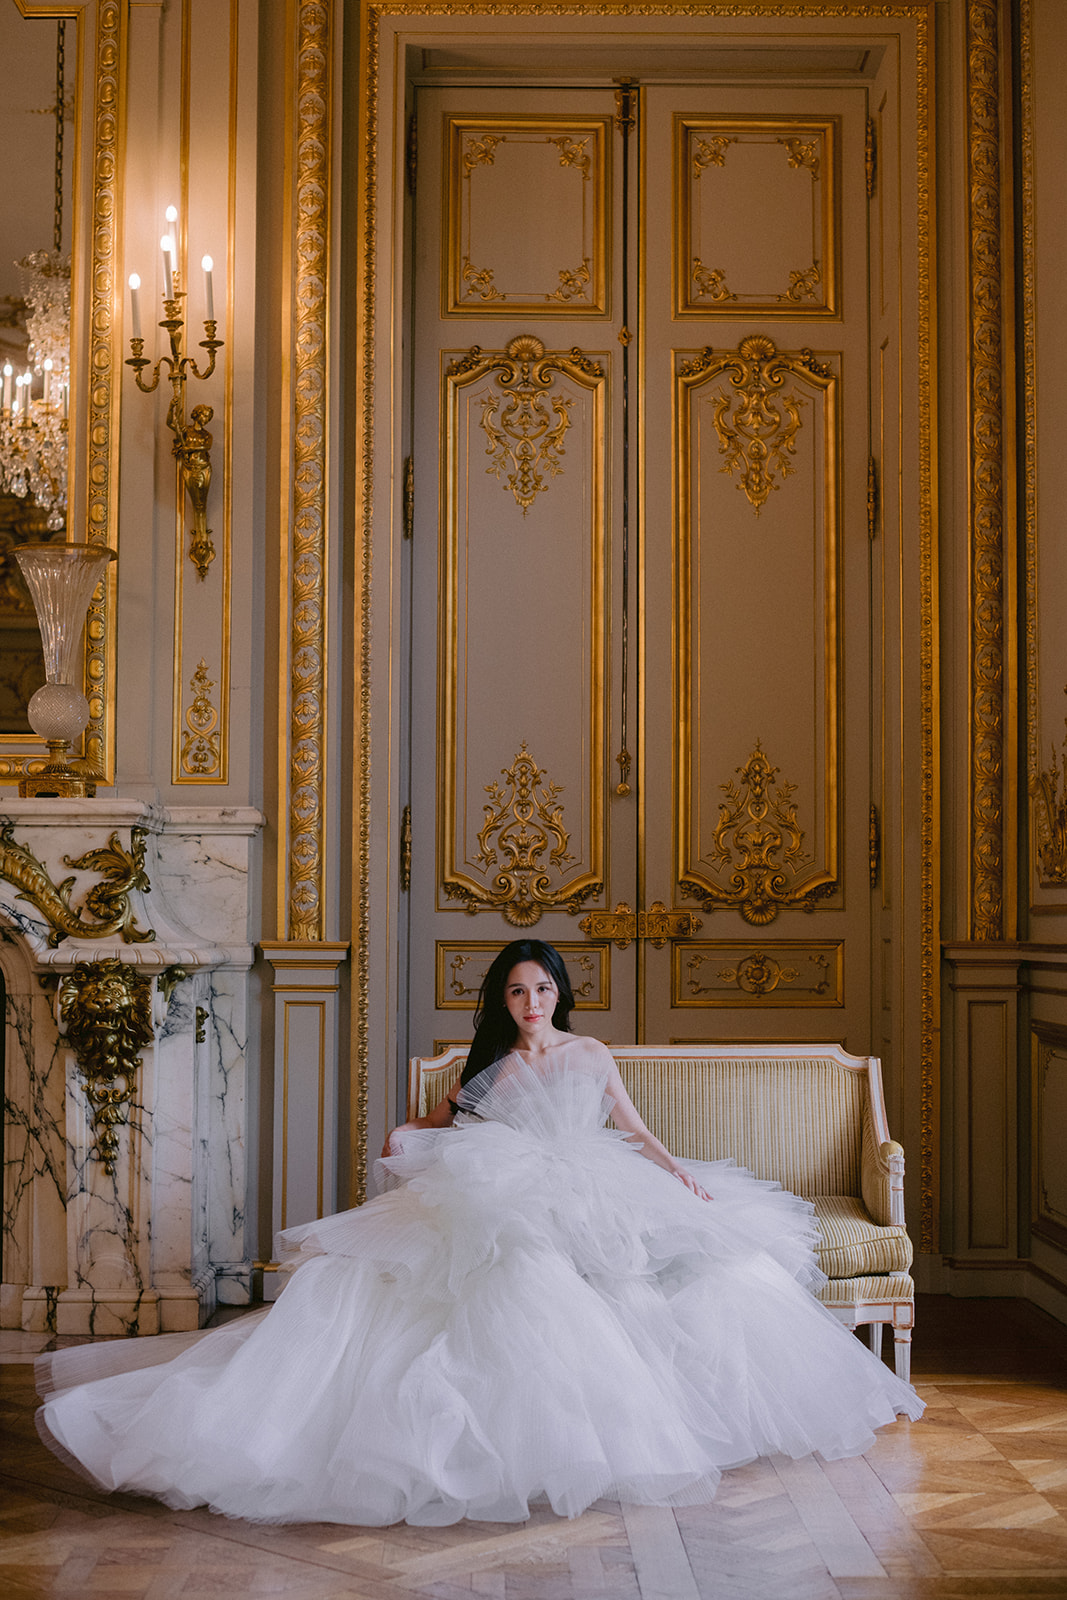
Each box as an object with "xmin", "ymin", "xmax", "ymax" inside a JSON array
[{"xmin": 38, "ymin": 1046, "xmax": 923, "ymax": 1525}]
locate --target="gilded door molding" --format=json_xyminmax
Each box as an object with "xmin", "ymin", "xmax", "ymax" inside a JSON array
[
  {"xmin": 445, "ymin": 116, "xmax": 611, "ymax": 316},
  {"xmin": 674, "ymin": 114, "xmax": 839, "ymax": 318},
  {"xmin": 674, "ymin": 338, "xmax": 840, "ymax": 922},
  {"xmin": 439, "ymin": 337, "xmax": 606, "ymax": 925}
]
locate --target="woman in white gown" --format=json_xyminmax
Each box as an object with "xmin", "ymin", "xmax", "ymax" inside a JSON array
[{"xmin": 37, "ymin": 938, "xmax": 923, "ymax": 1526}]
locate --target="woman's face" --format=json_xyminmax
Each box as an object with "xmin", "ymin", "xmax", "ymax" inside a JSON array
[{"xmin": 503, "ymin": 961, "xmax": 559, "ymax": 1036}]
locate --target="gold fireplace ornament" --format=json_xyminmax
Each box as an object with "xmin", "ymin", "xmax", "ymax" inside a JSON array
[
  {"xmin": 126, "ymin": 211, "xmax": 222, "ymax": 579},
  {"xmin": 0, "ymin": 823, "xmax": 154, "ymax": 946},
  {"xmin": 57, "ymin": 958, "xmax": 156, "ymax": 1175}
]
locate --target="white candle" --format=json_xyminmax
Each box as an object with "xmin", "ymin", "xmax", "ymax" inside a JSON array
[
  {"xmin": 160, "ymin": 234, "xmax": 174, "ymax": 299},
  {"xmin": 61, "ymin": 381, "xmax": 68, "ymax": 420},
  {"xmin": 42, "ymin": 358, "xmax": 52, "ymax": 403},
  {"xmin": 128, "ymin": 272, "xmax": 142, "ymax": 338},
  {"xmin": 2, "ymin": 364, "xmax": 11, "ymax": 411},
  {"xmin": 201, "ymin": 255, "xmax": 214, "ymax": 320}
]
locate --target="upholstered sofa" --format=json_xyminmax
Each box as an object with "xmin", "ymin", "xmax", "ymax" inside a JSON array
[{"xmin": 407, "ymin": 1041, "xmax": 916, "ymax": 1381}]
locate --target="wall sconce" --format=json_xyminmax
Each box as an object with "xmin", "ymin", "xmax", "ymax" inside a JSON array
[{"xmin": 125, "ymin": 210, "xmax": 222, "ymax": 580}]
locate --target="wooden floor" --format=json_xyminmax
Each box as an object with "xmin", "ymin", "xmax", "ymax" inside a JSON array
[{"xmin": 2, "ymin": 1295, "xmax": 1067, "ymax": 1599}]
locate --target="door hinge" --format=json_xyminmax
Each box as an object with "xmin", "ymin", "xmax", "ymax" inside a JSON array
[
  {"xmin": 406, "ymin": 112, "xmax": 417, "ymax": 197},
  {"xmin": 867, "ymin": 455, "xmax": 878, "ymax": 541},
  {"xmin": 400, "ymin": 803, "xmax": 412, "ymax": 892},
  {"xmin": 869, "ymin": 802, "xmax": 880, "ymax": 889},
  {"xmin": 403, "ymin": 456, "xmax": 414, "ymax": 539},
  {"xmin": 866, "ymin": 115, "xmax": 877, "ymax": 199},
  {"xmin": 614, "ymin": 78, "xmax": 637, "ymax": 134}
]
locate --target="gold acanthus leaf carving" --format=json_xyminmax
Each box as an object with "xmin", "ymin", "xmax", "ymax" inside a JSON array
[
  {"xmin": 782, "ymin": 136, "xmax": 820, "ymax": 175},
  {"xmin": 692, "ymin": 135, "xmax": 733, "ymax": 175},
  {"xmin": 781, "ymin": 263, "xmax": 822, "ymax": 303},
  {"xmin": 691, "ymin": 260, "xmax": 734, "ymax": 302},
  {"xmin": 680, "ymin": 741, "xmax": 835, "ymax": 926},
  {"xmin": 0, "ymin": 823, "xmax": 155, "ymax": 947},
  {"xmin": 549, "ymin": 259, "xmax": 592, "ymax": 303},
  {"xmin": 57, "ymin": 958, "xmax": 156, "ymax": 1175},
  {"xmin": 548, "ymin": 135, "xmax": 591, "ymax": 175},
  {"xmin": 704, "ymin": 335, "xmax": 807, "ymax": 514},
  {"xmin": 1032, "ymin": 686, "xmax": 1067, "ymax": 885},
  {"xmin": 445, "ymin": 741, "xmax": 601, "ymax": 927},
  {"xmin": 453, "ymin": 336, "xmax": 603, "ymax": 517},
  {"xmin": 463, "ymin": 132, "xmax": 503, "ymax": 172},
  {"xmin": 462, "ymin": 257, "xmax": 505, "ymax": 302}
]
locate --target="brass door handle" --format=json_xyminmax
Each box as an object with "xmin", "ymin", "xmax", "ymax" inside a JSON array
[{"xmin": 578, "ymin": 900, "xmax": 703, "ymax": 950}]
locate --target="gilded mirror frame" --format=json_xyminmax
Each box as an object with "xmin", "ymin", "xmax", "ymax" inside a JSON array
[{"xmin": 0, "ymin": 0, "xmax": 120, "ymax": 785}]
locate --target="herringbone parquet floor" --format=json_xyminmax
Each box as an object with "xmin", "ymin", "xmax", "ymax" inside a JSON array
[{"xmin": 2, "ymin": 1296, "xmax": 1066, "ymax": 1600}]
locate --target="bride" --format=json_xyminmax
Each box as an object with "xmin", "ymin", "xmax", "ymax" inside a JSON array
[{"xmin": 37, "ymin": 938, "xmax": 923, "ymax": 1526}]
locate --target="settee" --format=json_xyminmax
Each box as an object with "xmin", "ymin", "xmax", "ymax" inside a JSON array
[{"xmin": 407, "ymin": 1041, "xmax": 916, "ymax": 1381}]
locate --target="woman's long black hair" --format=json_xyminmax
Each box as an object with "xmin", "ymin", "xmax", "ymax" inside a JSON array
[{"xmin": 459, "ymin": 939, "xmax": 576, "ymax": 1088}]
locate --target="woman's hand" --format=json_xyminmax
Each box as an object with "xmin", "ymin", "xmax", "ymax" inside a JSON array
[{"xmin": 675, "ymin": 1168, "xmax": 713, "ymax": 1202}]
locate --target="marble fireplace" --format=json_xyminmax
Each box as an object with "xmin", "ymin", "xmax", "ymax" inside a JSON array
[{"xmin": 0, "ymin": 799, "xmax": 263, "ymax": 1337}]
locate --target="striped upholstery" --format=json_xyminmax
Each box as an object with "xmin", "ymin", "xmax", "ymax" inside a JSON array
[
  {"xmin": 406, "ymin": 1041, "xmax": 915, "ymax": 1379},
  {"xmin": 615, "ymin": 1055, "xmax": 863, "ymax": 1197},
  {"xmin": 811, "ymin": 1195, "xmax": 913, "ymax": 1277},
  {"xmin": 816, "ymin": 1273, "xmax": 915, "ymax": 1308}
]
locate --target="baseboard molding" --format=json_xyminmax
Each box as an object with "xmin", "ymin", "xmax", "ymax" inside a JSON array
[{"xmin": 930, "ymin": 1255, "xmax": 1067, "ymax": 1327}]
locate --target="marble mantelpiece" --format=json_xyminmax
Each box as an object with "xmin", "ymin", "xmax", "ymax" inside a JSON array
[{"xmin": 0, "ymin": 799, "xmax": 264, "ymax": 1336}]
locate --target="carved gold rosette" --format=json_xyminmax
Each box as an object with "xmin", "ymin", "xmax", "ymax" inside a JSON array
[
  {"xmin": 58, "ymin": 958, "xmax": 156, "ymax": 1175},
  {"xmin": 680, "ymin": 741, "xmax": 836, "ymax": 926},
  {"xmin": 444, "ymin": 741, "xmax": 601, "ymax": 927}
]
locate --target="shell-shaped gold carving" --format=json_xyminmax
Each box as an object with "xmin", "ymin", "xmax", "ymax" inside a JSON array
[
  {"xmin": 453, "ymin": 338, "xmax": 603, "ymax": 517},
  {"xmin": 707, "ymin": 335, "xmax": 807, "ymax": 514}
]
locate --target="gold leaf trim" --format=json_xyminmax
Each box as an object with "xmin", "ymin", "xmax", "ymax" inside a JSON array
[
  {"xmin": 967, "ymin": 0, "xmax": 1005, "ymax": 942},
  {"xmin": 288, "ymin": 0, "xmax": 330, "ymax": 942}
]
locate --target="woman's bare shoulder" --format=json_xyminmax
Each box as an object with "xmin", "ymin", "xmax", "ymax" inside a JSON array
[{"xmin": 562, "ymin": 1034, "xmax": 614, "ymax": 1068}]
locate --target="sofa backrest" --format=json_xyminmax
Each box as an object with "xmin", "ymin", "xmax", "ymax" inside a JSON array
[
  {"xmin": 407, "ymin": 1042, "xmax": 879, "ymax": 1199},
  {"xmin": 614, "ymin": 1053, "xmax": 865, "ymax": 1197}
]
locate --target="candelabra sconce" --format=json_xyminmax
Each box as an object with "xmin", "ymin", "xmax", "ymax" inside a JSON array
[
  {"xmin": 15, "ymin": 541, "xmax": 116, "ymax": 798},
  {"xmin": 126, "ymin": 241, "xmax": 222, "ymax": 581}
]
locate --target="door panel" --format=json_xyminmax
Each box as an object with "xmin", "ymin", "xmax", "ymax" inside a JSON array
[{"xmin": 406, "ymin": 79, "xmax": 884, "ymax": 1061}]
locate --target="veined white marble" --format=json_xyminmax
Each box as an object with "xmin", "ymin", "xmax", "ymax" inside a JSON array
[{"xmin": 0, "ymin": 800, "xmax": 265, "ymax": 1335}]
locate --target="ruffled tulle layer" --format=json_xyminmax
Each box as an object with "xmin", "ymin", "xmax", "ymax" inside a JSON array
[{"xmin": 38, "ymin": 1054, "xmax": 922, "ymax": 1526}]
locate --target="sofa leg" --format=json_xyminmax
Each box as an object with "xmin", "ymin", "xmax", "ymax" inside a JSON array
[
  {"xmin": 867, "ymin": 1322, "xmax": 883, "ymax": 1359},
  {"xmin": 893, "ymin": 1327, "xmax": 912, "ymax": 1385}
]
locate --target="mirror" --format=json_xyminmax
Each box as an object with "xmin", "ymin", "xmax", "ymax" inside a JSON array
[{"xmin": 0, "ymin": 3, "xmax": 74, "ymax": 736}]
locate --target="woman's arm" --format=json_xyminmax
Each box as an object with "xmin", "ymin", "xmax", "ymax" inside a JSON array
[
  {"xmin": 380, "ymin": 1082, "xmax": 459, "ymax": 1158},
  {"xmin": 603, "ymin": 1058, "xmax": 712, "ymax": 1201}
]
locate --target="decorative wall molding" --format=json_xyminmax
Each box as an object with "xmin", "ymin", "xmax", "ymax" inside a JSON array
[
  {"xmin": 966, "ymin": 0, "xmax": 1007, "ymax": 943},
  {"xmin": 285, "ymin": 0, "xmax": 331, "ymax": 941}
]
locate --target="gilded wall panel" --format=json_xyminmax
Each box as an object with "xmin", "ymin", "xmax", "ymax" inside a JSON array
[
  {"xmin": 673, "ymin": 941, "xmax": 843, "ymax": 1008},
  {"xmin": 674, "ymin": 117, "xmax": 838, "ymax": 318},
  {"xmin": 674, "ymin": 338, "xmax": 839, "ymax": 920},
  {"xmin": 440, "ymin": 337, "xmax": 606, "ymax": 924},
  {"xmin": 445, "ymin": 117, "xmax": 610, "ymax": 316},
  {"xmin": 436, "ymin": 940, "xmax": 609, "ymax": 1010}
]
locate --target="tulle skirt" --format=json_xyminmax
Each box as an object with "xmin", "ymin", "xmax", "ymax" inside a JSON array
[{"xmin": 37, "ymin": 1072, "xmax": 923, "ymax": 1526}]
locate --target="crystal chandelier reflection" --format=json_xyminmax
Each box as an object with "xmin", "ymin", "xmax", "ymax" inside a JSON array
[{"xmin": 0, "ymin": 23, "xmax": 70, "ymax": 530}]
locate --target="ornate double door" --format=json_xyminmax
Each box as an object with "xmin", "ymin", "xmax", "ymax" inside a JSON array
[{"xmin": 404, "ymin": 73, "xmax": 899, "ymax": 1058}]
